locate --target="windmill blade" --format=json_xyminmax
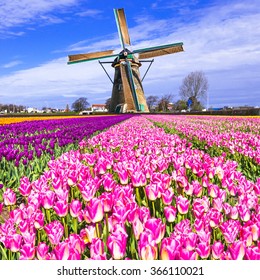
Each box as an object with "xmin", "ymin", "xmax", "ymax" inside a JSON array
[
  {"xmin": 120, "ymin": 61, "xmax": 139, "ymax": 111},
  {"xmin": 114, "ymin": 8, "xmax": 131, "ymax": 49},
  {"xmin": 133, "ymin": 42, "xmax": 184, "ymax": 59},
  {"xmin": 68, "ymin": 50, "xmax": 118, "ymax": 64}
]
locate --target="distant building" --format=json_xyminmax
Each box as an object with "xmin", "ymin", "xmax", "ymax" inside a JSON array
[{"xmin": 91, "ymin": 104, "xmax": 108, "ymax": 112}]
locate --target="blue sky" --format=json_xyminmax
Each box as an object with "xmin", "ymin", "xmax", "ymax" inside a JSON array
[{"xmin": 0, "ymin": 0, "xmax": 259, "ymax": 109}]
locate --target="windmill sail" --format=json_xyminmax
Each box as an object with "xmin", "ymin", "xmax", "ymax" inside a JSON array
[
  {"xmin": 114, "ymin": 8, "xmax": 131, "ymax": 48},
  {"xmin": 133, "ymin": 42, "xmax": 184, "ymax": 59},
  {"xmin": 68, "ymin": 50, "xmax": 117, "ymax": 64}
]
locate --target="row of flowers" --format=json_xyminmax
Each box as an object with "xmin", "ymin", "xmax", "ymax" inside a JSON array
[
  {"xmin": 0, "ymin": 116, "xmax": 96, "ymax": 126},
  {"xmin": 0, "ymin": 115, "xmax": 132, "ymax": 189},
  {"xmin": 147, "ymin": 115, "xmax": 260, "ymax": 182},
  {"xmin": 0, "ymin": 115, "xmax": 259, "ymax": 260}
]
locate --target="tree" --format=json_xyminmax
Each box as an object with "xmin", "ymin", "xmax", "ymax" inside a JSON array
[
  {"xmin": 175, "ymin": 100, "xmax": 188, "ymax": 111},
  {"xmin": 105, "ymin": 98, "xmax": 111, "ymax": 111},
  {"xmin": 72, "ymin": 97, "xmax": 89, "ymax": 112},
  {"xmin": 179, "ymin": 71, "xmax": 208, "ymax": 110},
  {"xmin": 157, "ymin": 94, "xmax": 174, "ymax": 112},
  {"xmin": 146, "ymin": 95, "xmax": 159, "ymax": 111}
]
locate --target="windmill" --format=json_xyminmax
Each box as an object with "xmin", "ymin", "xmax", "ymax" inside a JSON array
[{"xmin": 68, "ymin": 8, "xmax": 184, "ymax": 113}]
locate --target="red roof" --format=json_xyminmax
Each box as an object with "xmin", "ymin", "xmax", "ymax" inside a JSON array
[{"xmin": 92, "ymin": 104, "xmax": 105, "ymax": 107}]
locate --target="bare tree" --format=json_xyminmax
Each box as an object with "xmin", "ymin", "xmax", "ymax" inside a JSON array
[
  {"xmin": 72, "ymin": 97, "xmax": 89, "ymax": 112},
  {"xmin": 146, "ymin": 95, "xmax": 159, "ymax": 111},
  {"xmin": 157, "ymin": 94, "xmax": 174, "ymax": 112},
  {"xmin": 179, "ymin": 71, "xmax": 208, "ymax": 110}
]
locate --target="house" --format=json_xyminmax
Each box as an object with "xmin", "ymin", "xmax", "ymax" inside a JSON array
[{"xmin": 91, "ymin": 104, "xmax": 108, "ymax": 112}]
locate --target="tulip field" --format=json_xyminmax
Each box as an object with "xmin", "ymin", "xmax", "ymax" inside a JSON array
[{"xmin": 0, "ymin": 114, "xmax": 260, "ymax": 260}]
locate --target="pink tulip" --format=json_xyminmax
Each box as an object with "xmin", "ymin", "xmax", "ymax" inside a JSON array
[
  {"xmin": 245, "ymin": 246, "xmax": 260, "ymax": 260},
  {"xmin": 138, "ymin": 231, "xmax": 158, "ymax": 260},
  {"xmin": 9, "ymin": 208, "xmax": 23, "ymax": 225},
  {"xmin": 80, "ymin": 225, "xmax": 97, "ymax": 244},
  {"xmin": 53, "ymin": 200, "xmax": 69, "ymax": 217},
  {"xmin": 86, "ymin": 197, "xmax": 104, "ymax": 223},
  {"xmin": 70, "ymin": 199, "xmax": 82, "ymax": 218},
  {"xmin": 184, "ymin": 232, "xmax": 198, "ymax": 251},
  {"xmin": 144, "ymin": 218, "xmax": 165, "ymax": 244},
  {"xmin": 37, "ymin": 242, "xmax": 50, "ymax": 260},
  {"xmin": 208, "ymin": 184, "xmax": 219, "ymax": 198},
  {"xmin": 9, "ymin": 233, "xmax": 23, "ymax": 253},
  {"xmin": 229, "ymin": 241, "xmax": 246, "ymax": 260},
  {"xmin": 3, "ymin": 188, "xmax": 16, "ymax": 206},
  {"xmin": 131, "ymin": 171, "xmax": 146, "ymax": 187},
  {"xmin": 196, "ymin": 242, "xmax": 210, "ymax": 259},
  {"xmin": 100, "ymin": 192, "xmax": 113, "ymax": 213},
  {"xmin": 18, "ymin": 177, "xmax": 32, "ymax": 196},
  {"xmin": 192, "ymin": 181, "xmax": 203, "ymax": 197},
  {"xmin": 179, "ymin": 248, "xmax": 198, "ymax": 260},
  {"xmin": 90, "ymin": 238, "xmax": 105, "ymax": 258},
  {"xmin": 34, "ymin": 210, "xmax": 45, "ymax": 229},
  {"xmin": 238, "ymin": 205, "xmax": 250, "ymax": 222},
  {"xmin": 107, "ymin": 232, "xmax": 127, "ymax": 260},
  {"xmin": 220, "ymin": 220, "xmax": 240, "ymax": 244},
  {"xmin": 212, "ymin": 198, "xmax": 223, "ymax": 212},
  {"xmin": 44, "ymin": 220, "xmax": 64, "ymax": 245},
  {"xmin": 102, "ymin": 174, "xmax": 116, "ymax": 192},
  {"xmin": 208, "ymin": 208, "xmax": 223, "ymax": 228},
  {"xmin": 160, "ymin": 238, "xmax": 180, "ymax": 260},
  {"xmin": 132, "ymin": 218, "xmax": 144, "ymax": 240},
  {"xmin": 145, "ymin": 184, "xmax": 159, "ymax": 201},
  {"xmin": 20, "ymin": 243, "xmax": 36, "ymax": 260},
  {"xmin": 212, "ymin": 241, "xmax": 224, "ymax": 259},
  {"xmin": 176, "ymin": 195, "xmax": 190, "ymax": 215},
  {"xmin": 161, "ymin": 188, "xmax": 174, "ymax": 205},
  {"xmin": 139, "ymin": 241, "xmax": 158, "ymax": 260},
  {"xmin": 67, "ymin": 233, "xmax": 85, "ymax": 254},
  {"xmin": 117, "ymin": 169, "xmax": 128, "ymax": 185},
  {"xmin": 176, "ymin": 175, "xmax": 188, "ymax": 189},
  {"xmin": 192, "ymin": 200, "xmax": 205, "ymax": 219},
  {"xmin": 164, "ymin": 206, "xmax": 177, "ymax": 223},
  {"xmin": 54, "ymin": 242, "xmax": 70, "ymax": 260},
  {"xmin": 42, "ymin": 190, "xmax": 55, "ymax": 209}
]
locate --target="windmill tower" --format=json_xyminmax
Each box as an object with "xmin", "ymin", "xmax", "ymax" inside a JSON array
[{"xmin": 68, "ymin": 8, "xmax": 184, "ymax": 113}]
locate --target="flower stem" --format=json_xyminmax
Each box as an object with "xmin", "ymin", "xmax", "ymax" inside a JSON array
[
  {"xmin": 62, "ymin": 217, "xmax": 68, "ymax": 238},
  {"xmin": 95, "ymin": 222, "xmax": 100, "ymax": 238},
  {"xmin": 135, "ymin": 187, "xmax": 142, "ymax": 206},
  {"xmin": 73, "ymin": 217, "xmax": 78, "ymax": 234}
]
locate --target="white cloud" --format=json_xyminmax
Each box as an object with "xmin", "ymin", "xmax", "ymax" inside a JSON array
[
  {"xmin": 76, "ymin": 9, "xmax": 103, "ymax": 18},
  {"xmin": 2, "ymin": 60, "xmax": 23, "ymax": 68},
  {"xmin": 0, "ymin": 0, "xmax": 78, "ymax": 35}
]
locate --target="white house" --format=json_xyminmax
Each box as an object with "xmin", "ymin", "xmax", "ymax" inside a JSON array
[{"xmin": 91, "ymin": 104, "xmax": 108, "ymax": 112}]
